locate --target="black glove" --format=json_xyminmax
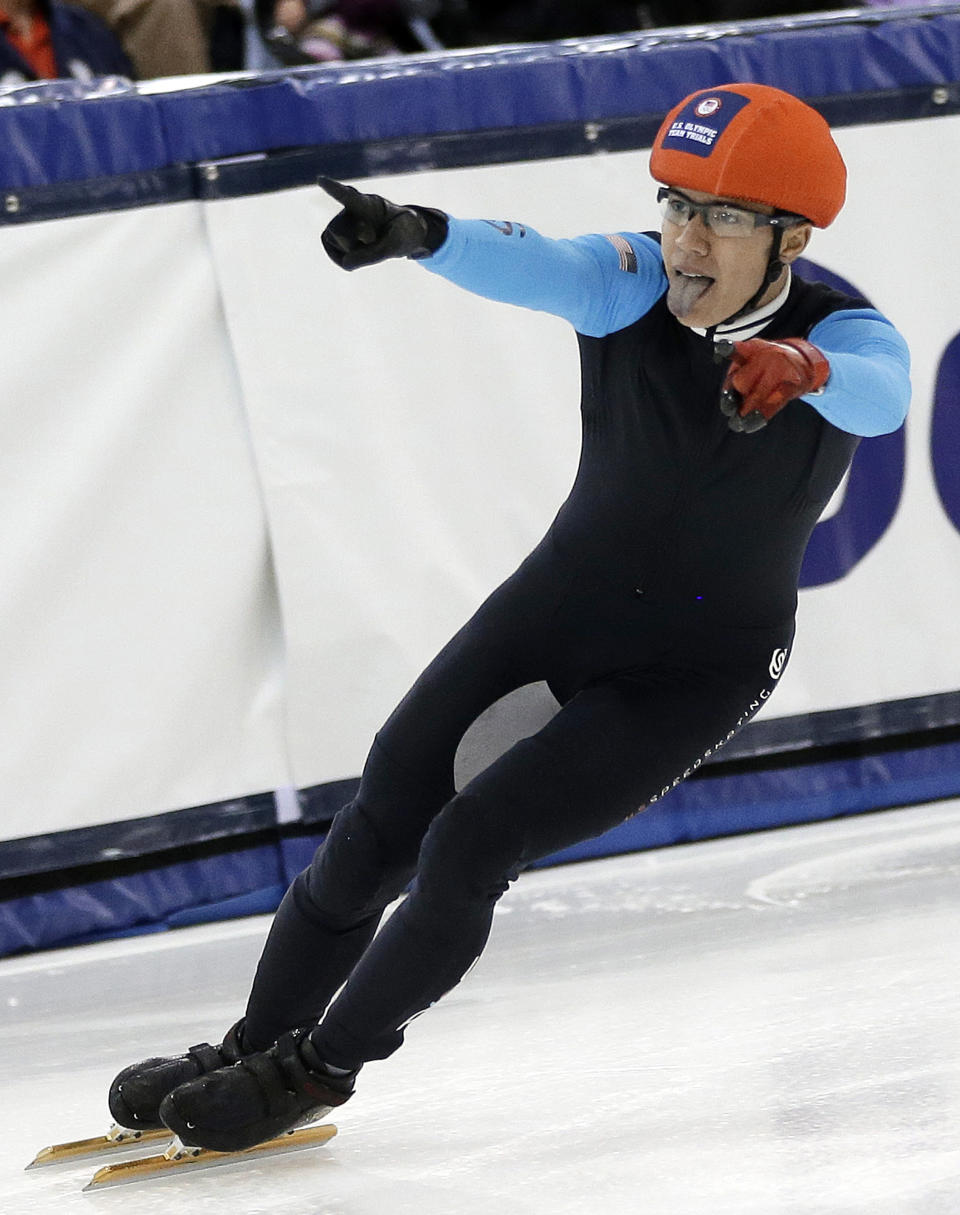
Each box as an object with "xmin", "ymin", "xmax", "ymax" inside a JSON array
[{"xmin": 318, "ymin": 177, "xmax": 449, "ymax": 271}]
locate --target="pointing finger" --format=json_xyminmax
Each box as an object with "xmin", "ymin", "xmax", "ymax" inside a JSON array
[{"xmin": 317, "ymin": 177, "xmax": 364, "ymax": 209}]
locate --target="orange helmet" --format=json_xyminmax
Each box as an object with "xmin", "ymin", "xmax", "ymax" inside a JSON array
[{"xmin": 649, "ymin": 83, "xmax": 846, "ymax": 228}]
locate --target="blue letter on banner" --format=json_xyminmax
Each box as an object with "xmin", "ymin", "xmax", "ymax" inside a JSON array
[{"xmin": 794, "ymin": 258, "xmax": 906, "ymax": 588}]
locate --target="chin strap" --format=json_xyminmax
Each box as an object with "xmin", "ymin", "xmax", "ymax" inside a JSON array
[{"xmin": 706, "ymin": 226, "xmax": 786, "ymax": 342}]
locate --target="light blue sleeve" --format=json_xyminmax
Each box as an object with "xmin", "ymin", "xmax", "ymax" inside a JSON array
[
  {"xmin": 420, "ymin": 217, "xmax": 667, "ymax": 337},
  {"xmin": 805, "ymin": 309, "xmax": 911, "ymax": 437}
]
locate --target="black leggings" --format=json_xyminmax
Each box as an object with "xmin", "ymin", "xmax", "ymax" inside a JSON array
[{"xmin": 242, "ymin": 541, "xmax": 795, "ymax": 1067}]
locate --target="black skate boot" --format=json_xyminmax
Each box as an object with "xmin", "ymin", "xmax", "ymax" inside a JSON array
[
  {"xmin": 108, "ymin": 1019, "xmax": 251, "ymax": 1130},
  {"xmin": 158, "ymin": 1027, "xmax": 356, "ymax": 1153}
]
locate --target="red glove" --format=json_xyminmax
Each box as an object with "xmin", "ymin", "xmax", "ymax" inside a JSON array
[{"xmin": 718, "ymin": 337, "xmax": 830, "ymax": 433}]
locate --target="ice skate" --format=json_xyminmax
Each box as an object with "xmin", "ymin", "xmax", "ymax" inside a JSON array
[
  {"xmin": 80, "ymin": 1122, "xmax": 338, "ymax": 1190},
  {"xmin": 159, "ymin": 1026, "xmax": 356, "ymax": 1153},
  {"xmin": 107, "ymin": 1017, "xmax": 251, "ymax": 1131}
]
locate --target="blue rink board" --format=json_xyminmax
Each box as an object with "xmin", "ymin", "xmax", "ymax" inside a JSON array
[
  {"xmin": 3, "ymin": 729, "xmax": 960, "ymax": 956},
  {"xmin": 0, "ymin": 8, "xmax": 959, "ymax": 196}
]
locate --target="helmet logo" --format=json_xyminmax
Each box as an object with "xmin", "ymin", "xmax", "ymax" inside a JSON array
[{"xmin": 659, "ymin": 89, "xmax": 751, "ymax": 160}]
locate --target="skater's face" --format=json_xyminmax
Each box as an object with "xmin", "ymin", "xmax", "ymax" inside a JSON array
[{"xmin": 659, "ymin": 186, "xmax": 811, "ymax": 328}]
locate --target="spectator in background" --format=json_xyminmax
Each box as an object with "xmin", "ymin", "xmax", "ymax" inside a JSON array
[
  {"xmin": 0, "ymin": 0, "xmax": 131, "ymax": 82},
  {"xmin": 73, "ymin": 0, "xmax": 244, "ymax": 77},
  {"xmin": 256, "ymin": 0, "xmax": 422, "ymax": 63}
]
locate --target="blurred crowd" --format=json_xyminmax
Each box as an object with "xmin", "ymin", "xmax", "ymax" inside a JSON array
[{"xmin": 0, "ymin": 0, "xmax": 939, "ymax": 86}]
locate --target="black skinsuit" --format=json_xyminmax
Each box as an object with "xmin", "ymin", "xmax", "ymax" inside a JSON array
[{"xmin": 241, "ymin": 276, "xmax": 863, "ymax": 1068}]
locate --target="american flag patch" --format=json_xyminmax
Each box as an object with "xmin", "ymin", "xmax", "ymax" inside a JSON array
[{"xmin": 604, "ymin": 234, "xmax": 638, "ymax": 273}]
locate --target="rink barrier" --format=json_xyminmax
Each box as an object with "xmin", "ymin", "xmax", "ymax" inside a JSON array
[
  {"xmin": 3, "ymin": 726, "xmax": 960, "ymax": 953},
  {"xmin": 2, "ymin": 7, "xmax": 960, "ymax": 954},
  {"xmin": 1, "ymin": 8, "xmax": 960, "ymax": 196},
  {"xmin": 3, "ymin": 82, "xmax": 960, "ymax": 224},
  {"xmin": 1, "ymin": 688, "xmax": 959, "ymax": 882},
  {"xmin": 2, "ymin": 701, "xmax": 960, "ymax": 955}
]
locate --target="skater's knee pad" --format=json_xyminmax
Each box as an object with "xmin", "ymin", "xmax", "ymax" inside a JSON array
[{"xmin": 417, "ymin": 792, "xmax": 526, "ymax": 909}]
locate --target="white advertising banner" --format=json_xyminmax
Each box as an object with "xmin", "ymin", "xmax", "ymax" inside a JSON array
[
  {"xmin": 1, "ymin": 113, "xmax": 957, "ymax": 842},
  {"xmin": 0, "ymin": 203, "xmax": 289, "ymax": 839}
]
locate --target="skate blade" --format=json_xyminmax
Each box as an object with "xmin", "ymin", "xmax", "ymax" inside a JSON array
[
  {"xmin": 83, "ymin": 1122, "xmax": 338, "ymax": 1190},
  {"xmin": 26, "ymin": 1124, "xmax": 172, "ymax": 1168}
]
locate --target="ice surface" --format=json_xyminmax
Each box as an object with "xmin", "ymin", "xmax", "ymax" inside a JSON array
[{"xmin": 4, "ymin": 799, "xmax": 960, "ymax": 1214}]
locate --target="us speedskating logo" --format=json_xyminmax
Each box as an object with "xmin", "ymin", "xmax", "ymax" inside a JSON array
[{"xmin": 769, "ymin": 647, "xmax": 789, "ymax": 680}]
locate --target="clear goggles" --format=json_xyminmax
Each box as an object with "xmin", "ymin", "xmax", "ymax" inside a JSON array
[{"xmin": 657, "ymin": 187, "xmax": 805, "ymax": 238}]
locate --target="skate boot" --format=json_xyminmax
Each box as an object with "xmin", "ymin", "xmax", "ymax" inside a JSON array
[
  {"xmin": 108, "ymin": 1019, "xmax": 251, "ymax": 1130},
  {"xmin": 159, "ymin": 1027, "xmax": 356, "ymax": 1153}
]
